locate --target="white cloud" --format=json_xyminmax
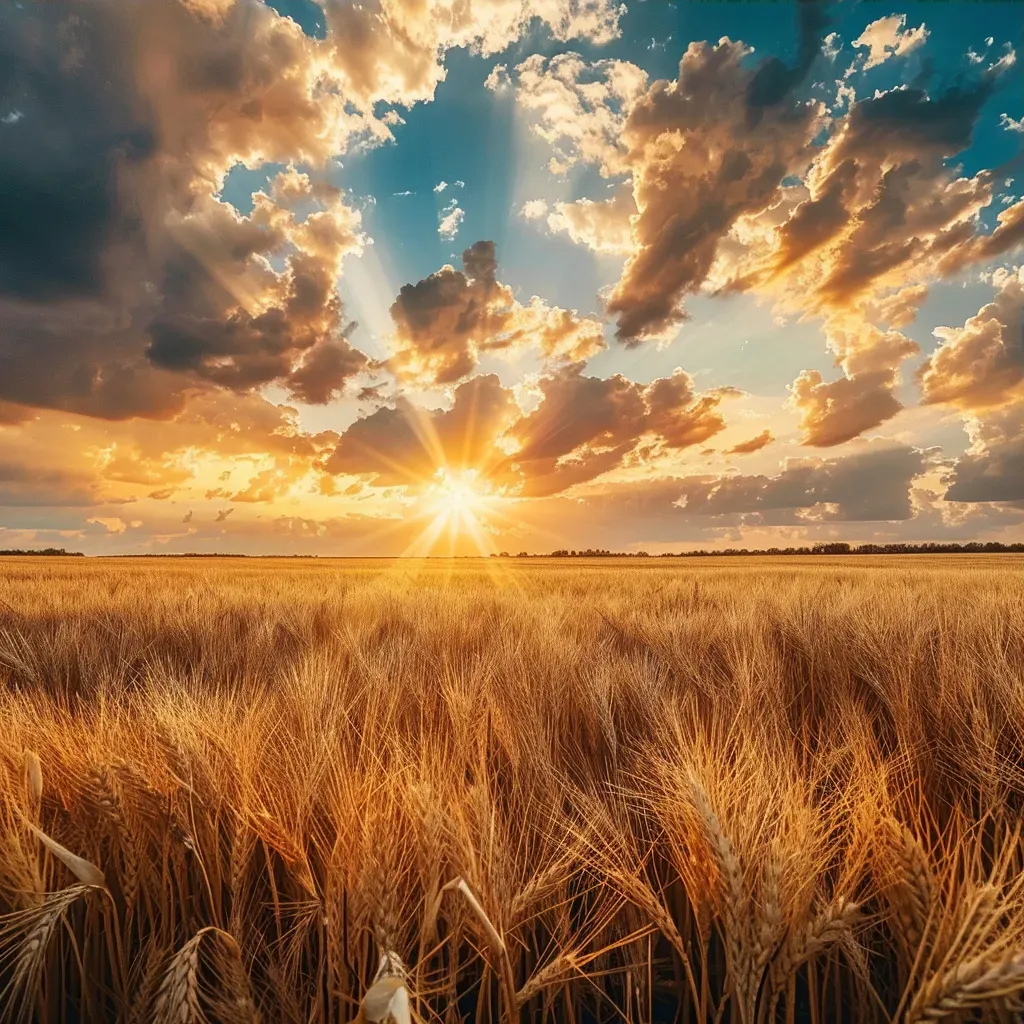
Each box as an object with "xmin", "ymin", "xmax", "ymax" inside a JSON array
[
  {"xmin": 521, "ymin": 199, "xmax": 549, "ymax": 220},
  {"xmin": 485, "ymin": 63, "xmax": 511, "ymax": 91},
  {"xmin": 434, "ymin": 181, "xmax": 448, "ymax": 193},
  {"xmin": 438, "ymin": 198, "xmax": 465, "ymax": 240},
  {"xmin": 852, "ymin": 14, "xmax": 929, "ymax": 70},
  {"xmin": 1000, "ymin": 113, "xmax": 1024, "ymax": 133}
]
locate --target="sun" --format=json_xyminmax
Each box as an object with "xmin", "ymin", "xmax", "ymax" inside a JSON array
[
  {"xmin": 406, "ymin": 467, "xmax": 502, "ymax": 555},
  {"xmin": 427, "ymin": 468, "xmax": 490, "ymax": 524}
]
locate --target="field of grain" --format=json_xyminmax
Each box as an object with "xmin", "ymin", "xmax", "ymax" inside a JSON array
[{"xmin": 1, "ymin": 555, "xmax": 1023, "ymax": 1023}]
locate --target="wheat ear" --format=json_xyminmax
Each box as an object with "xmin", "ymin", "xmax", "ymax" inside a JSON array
[{"xmin": 905, "ymin": 951, "xmax": 1024, "ymax": 1022}]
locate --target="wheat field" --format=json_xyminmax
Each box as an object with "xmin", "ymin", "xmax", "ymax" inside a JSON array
[{"xmin": 1, "ymin": 555, "xmax": 1023, "ymax": 1024}]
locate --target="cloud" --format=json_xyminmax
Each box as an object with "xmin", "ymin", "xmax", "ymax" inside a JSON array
[
  {"xmin": 919, "ymin": 266, "xmax": 1024, "ymax": 412},
  {"xmin": 852, "ymin": 15, "xmax": 929, "ymax": 70},
  {"xmin": 727, "ymin": 429, "xmax": 774, "ymax": 455},
  {"xmin": 182, "ymin": 510, "xmax": 193, "ymax": 523},
  {"xmin": 324, "ymin": 374, "xmax": 520, "ymax": 486},
  {"xmin": 215, "ymin": 508, "xmax": 234, "ymax": 522},
  {"xmin": 789, "ymin": 368, "xmax": 904, "ymax": 448},
  {"xmin": 87, "ymin": 517, "xmax": 128, "ymax": 534},
  {"xmin": 318, "ymin": 0, "xmax": 624, "ymax": 111},
  {"xmin": 0, "ymin": 0, "xmax": 625, "ymax": 422},
  {"xmin": 485, "ymin": 64, "xmax": 511, "ymax": 91},
  {"xmin": 503, "ymin": 10, "xmax": 1022, "ymax": 449},
  {"xmin": 506, "ymin": 7, "xmax": 829, "ymax": 342},
  {"xmin": 506, "ymin": 365, "xmax": 730, "ymax": 495},
  {"xmin": 508, "ymin": 53, "xmax": 649, "ymax": 176},
  {"xmin": 0, "ymin": 461, "xmax": 102, "ymax": 508},
  {"xmin": 438, "ymin": 199, "xmax": 465, "ymax": 241},
  {"xmin": 387, "ymin": 241, "xmax": 605, "ymax": 385},
  {"xmin": 943, "ymin": 406, "xmax": 1024, "ymax": 503},
  {"xmin": 542, "ymin": 189, "xmax": 637, "ymax": 255},
  {"xmin": 0, "ymin": 1, "xmax": 379, "ymax": 418},
  {"xmin": 575, "ymin": 442, "xmax": 927, "ymax": 526},
  {"xmin": 784, "ymin": 318, "xmax": 920, "ymax": 445},
  {"xmin": 326, "ymin": 364, "xmax": 730, "ymax": 497}
]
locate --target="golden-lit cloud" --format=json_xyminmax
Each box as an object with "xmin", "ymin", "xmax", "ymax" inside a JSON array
[
  {"xmin": 919, "ymin": 266, "xmax": 1024, "ymax": 412},
  {"xmin": 388, "ymin": 242, "xmax": 606, "ymax": 385}
]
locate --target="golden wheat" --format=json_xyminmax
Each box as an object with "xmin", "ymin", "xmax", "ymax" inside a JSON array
[{"xmin": 0, "ymin": 553, "xmax": 1023, "ymax": 1023}]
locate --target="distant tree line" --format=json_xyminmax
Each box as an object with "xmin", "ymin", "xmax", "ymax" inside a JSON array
[
  {"xmin": 0, "ymin": 548, "xmax": 84, "ymax": 556},
  {"xmin": 510, "ymin": 542, "xmax": 1024, "ymax": 558}
]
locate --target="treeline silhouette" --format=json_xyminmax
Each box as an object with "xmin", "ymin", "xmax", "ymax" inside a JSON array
[
  {"xmin": 525, "ymin": 542, "xmax": 1024, "ymax": 558},
  {"xmin": 0, "ymin": 548, "xmax": 84, "ymax": 557}
]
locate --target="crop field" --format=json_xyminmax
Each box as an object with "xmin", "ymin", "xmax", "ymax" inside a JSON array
[{"xmin": 1, "ymin": 555, "xmax": 1023, "ymax": 1024}]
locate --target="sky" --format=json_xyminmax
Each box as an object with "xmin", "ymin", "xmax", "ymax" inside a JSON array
[{"xmin": 1, "ymin": 0, "xmax": 1023, "ymax": 556}]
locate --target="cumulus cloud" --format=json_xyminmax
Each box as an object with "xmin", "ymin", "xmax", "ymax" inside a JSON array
[
  {"xmin": 542, "ymin": 190, "xmax": 637, "ymax": 255},
  {"xmin": 87, "ymin": 517, "xmax": 129, "ymax": 534},
  {"xmin": 789, "ymin": 368, "xmax": 905, "ymax": 448},
  {"xmin": 318, "ymin": 0, "xmax": 624, "ymax": 109},
  {"xmin": 852, "ymin": 15, "xmax": 929, "ymax": 70},
  {"xmin": 509, "ymin": 53, "xmax": 649, "ymax": 176},
  {"xmin": 785, "ymin": 318, "xmax": 920, "ymax": 445},
  {"xmin": 675, "ymin": 443, "xmax": 926, "ymax": 521},
  {"xmin": 920, "ymin": 266, "xmax": 1024, "ymax": 411},
  {"xmin": 499, "ymin": 364, "xmax": 730, "ymax": 495},
  {"xmin": 504, "ymin": 5, "xmax": 830, "ymax": 341},
  {"xmin": 438, "ymin": 199, "xmax": 465, "ymax": 241},
  {"xmin": 572, "ymin": 442, "xmax": 928, "ymax": 530},
  {"xmin": 215, "ymin": 508, "xmax": 234, "ymax": 523},
  {"xmin": 502, "ymin": 8, "xmax": 1023, "ymax": 450},
  {"xmin": 387, "ymin": 241, "xmax": 606, "ymax": 385}
]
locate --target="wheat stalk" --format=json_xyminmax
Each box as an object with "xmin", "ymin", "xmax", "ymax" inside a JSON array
[
  {"xmin": 905, "ymin": 951, "xmax": 1024, "ymax": 1022},
  {"xmin": 0, "ymin": 885, "xmax": 98, "ymax": 1023}
]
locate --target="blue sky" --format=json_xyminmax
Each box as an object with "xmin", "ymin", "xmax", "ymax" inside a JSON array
[{"xmin": 0, "ymin": 0, "xmax": 1022, "ymax": 553}]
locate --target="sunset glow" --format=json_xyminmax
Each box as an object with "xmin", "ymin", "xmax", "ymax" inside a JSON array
[{"xmin": 0, "ymin": 0, "xmax": 1021, "ymax": 554}]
